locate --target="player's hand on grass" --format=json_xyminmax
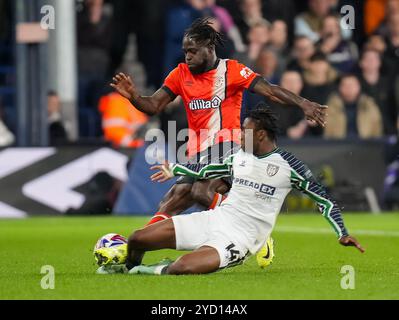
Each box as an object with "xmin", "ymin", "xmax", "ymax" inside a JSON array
[
  {"xmin": 339, "ymin": 235, "xmax": 365, "ymax": 253},
  {"xmin": 300, "ymin": 100, "xmax": 328, "ymax": 127},
  {"xmin": 150, "ymin": 161, "xmax": 174, "ymax": 183},
  {"xmin": 110, "ymin": 72, "xmax": 137, "ymax": 101}
]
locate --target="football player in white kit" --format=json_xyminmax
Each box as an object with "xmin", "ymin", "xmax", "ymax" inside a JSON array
[{"xmin": 99, "ymin": 105, "xmax": 365, "ymax": 275}]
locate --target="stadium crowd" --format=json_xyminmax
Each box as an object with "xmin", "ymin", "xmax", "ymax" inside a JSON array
[
  {"xmin": 72, "ymin": 0, "xmax": 399, "ymax": 145},
  {"xmin": 0, "ymin": 0, "xmax": 398, "ymax": 144}
]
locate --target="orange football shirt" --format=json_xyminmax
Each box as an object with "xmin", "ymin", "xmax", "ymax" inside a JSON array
[{"xmin": 163, "ymin": 59, "xmax": 260, "ymax": 157}]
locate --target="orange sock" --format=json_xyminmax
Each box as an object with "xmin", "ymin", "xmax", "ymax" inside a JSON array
[
  {"xmin": 208, "ymin": 193, "xmax": 227, "ymax": 210},
  {"xmin": 146, "ymin": 212, "xmax": 172, "ymax": 226}
]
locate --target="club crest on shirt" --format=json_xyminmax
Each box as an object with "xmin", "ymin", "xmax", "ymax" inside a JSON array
[
  {"xmin": 266, "ymin": 164, "xmax": 280, "ymax": 177},
  {"xmin": 240, "ymin": 67, "xmax": 254, "ymax": 79}
]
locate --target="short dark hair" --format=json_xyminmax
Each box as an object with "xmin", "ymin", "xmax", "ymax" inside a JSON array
[
  {"xmin": 47, "ymin": 90, "xmax": 58, "ymax": 97},
  {"xmin": 294, "ymin": 35, "xmax": 313, "ymax": 43},
  {"xmin": 184, "ymin": 17, "xmax": 224, "ymax": 48},
  {"xmin": 310, "ymin": 52, "xmax": 327, "ymax": 62},
  {"xmin": 360, "ymin": 47, "xmax": 382, "ymax": 61},
  {"xmin": 339, "ymin": 73, "xmax": 359, "ymax": 84},
  {"xmin": 246, "ymin": 103, "xmax": 279, "ymax": 142}
]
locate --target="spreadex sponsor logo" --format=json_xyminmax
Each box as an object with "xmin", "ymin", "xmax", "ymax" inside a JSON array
[
  {"xmin": 233, "ymin": 178, "xmax": 276, "ymax": 196},
  {"xmin": 189, "ymin": 96, "xmax": 222, "ymax": 111}
]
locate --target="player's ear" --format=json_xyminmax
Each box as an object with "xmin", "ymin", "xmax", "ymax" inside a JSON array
[
  {"xmin": 207, "ymin": 44, "xmax": 215, "ymax": 53},
  {"xmin": 257, "ymin": 130, "xmax": 266, "ymax": 141},
  {"xmin": 261, "ymin": 130, "xmax": 269, "ymax": 141}
]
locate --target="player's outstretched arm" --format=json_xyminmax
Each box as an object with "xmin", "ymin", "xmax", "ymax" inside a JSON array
[
  {"xmin": 289, "ymin": 164, "xmax": 365, "ymax": 253},
  {"xmin": 252, "ymin": 77, "xmax": 327, "ymax": 127},
  {"xmin": 110, "ymin": 73, "xmax": 173, "ymax": 116},
  {"xmin": 151, "ymin": 156, "xmax": 234, "ymax": 183}
]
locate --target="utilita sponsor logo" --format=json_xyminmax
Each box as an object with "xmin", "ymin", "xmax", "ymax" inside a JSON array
[{"xmin": 189, "ymin": 96, "xmax": 222, "ymax": 111}]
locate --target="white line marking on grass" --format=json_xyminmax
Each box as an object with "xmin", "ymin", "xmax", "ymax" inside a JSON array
[{"xmin": 275, "ymin": 226, "xmax": 399, "ymax": 237}]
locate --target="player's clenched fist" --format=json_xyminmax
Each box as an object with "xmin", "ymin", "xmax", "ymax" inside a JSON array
[{"xmin": 110, "ymin": 72, "xmax": 137, "ymax": 101}]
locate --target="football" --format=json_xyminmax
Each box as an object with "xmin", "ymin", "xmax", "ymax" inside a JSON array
[{"xmin": 94, "ymin": 233, "xmax": 127, "ymax": 252}]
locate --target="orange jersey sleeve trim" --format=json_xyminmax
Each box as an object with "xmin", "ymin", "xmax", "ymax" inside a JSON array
[{"xmin": 163, "ymin": 66, "xmax": 181, "ymax": 97}]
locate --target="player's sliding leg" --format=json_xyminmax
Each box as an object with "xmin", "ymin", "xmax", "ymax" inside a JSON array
[
  {"xmin": 166, "ymin": 247, "xmax": 220, "ymax": 275},
  {"xmin": 131, "ymin": 247, "xmax": 220, "ymax": 275},
  {"xmin": 126, "ymin": 219, "xmax": 177, "ymax": 269},
  {"xmin": 146, "ymin": 183, "xmax": 195, "ymax": 226}
]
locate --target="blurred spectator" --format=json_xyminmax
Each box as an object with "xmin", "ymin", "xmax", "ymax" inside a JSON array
[
  {"xmin": 269, "ymin": 71, "xmax": 307, "ymax": 139},
  {"xmin": 236, "ymin": 0, "xmax": 269, "ymax": 44},
  {"xmin": 358, "ymin": 49, "xmax": 397, "ymax": 136},
  {"xmin": 77, "ymin": 0, "xmax": 113, "ymax": 108},
  {"xmin": 262, "ymin": 0, "xmax": 299, "ymax": 42},
  {"xmin": 268, "ymin": 20, "xmax": 290, "ymax": 75},
  {"xmin": 287, "ymin": 36, "xmax": 316, "ymax": 74},
  {"xmin": 374, "ymin": 0, "xmax": 399, "ymax": 37},
  {"xmin": 0, "ymin": 0, "xmax": 12, "ymax": 64},
  {"xmin": 163, "ymin": 0, "xmax": 205, "ymax": 77},
  {"xmin": 364, "ymin": 35, "xmax": 387, "ymax": 55},
  {"xmin": 243, "ymin": 19, "xmax": 271, "ymax": 64},
  {"xmin": 295, "ymin": 0, "xmax": 332, "ymax": 42},
  {"xmin": 383, "ymin": 139, "xmax": 399, "ymax": 210},
  {"xmin": 129, "ymin": 0, "xmax": 166, "ymax": 89},
  {"xmin": 98, "ymin": 92, "xmax": 148, "ymax": 148},
  {"xmin": 385, "ymin": 11, "xmax": 399, "ymax": 128},
  {"xmin": 302, "ymin": 53, "xmax": 337, "ymax": 136},
  {"xmin": 295, "ymin": 0, "xmax": 353, "ymax": 43},
  {"xmin": 318, "ymin": 15, "xmax": 358, "ymax": 73},
  {"xmin": 364, "ymin": 0, "xmax": 389, "ymax": 36},
  {"xmin": 203, "ymin": 0, "xmax": 246, "ymax": 53},
  {"xmin": 363, "ymin": 34, "xmax": 393, "ymax": 74},
  {"xmin": 0, "ymin": 0, "xmax": 10, "ymax": 42},
  {"xmin": 324, "ymin": 75, "xmax": 383, "ymax": 139},
  {"xmin": 255, "ymin": 47, "xmax": 280, "ymax": 84},
  {"xmin": 384, "ymin": 12, "xmax": 399, "ymax": 74},
  {"xmin": 47, "ymin": 91, "xmax": 68, "ymax": 146}
]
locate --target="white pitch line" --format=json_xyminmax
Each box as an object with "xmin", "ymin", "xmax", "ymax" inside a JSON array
[{"xmin": 275, "ymin": 226, "xmax": 399, "ymax": 237}]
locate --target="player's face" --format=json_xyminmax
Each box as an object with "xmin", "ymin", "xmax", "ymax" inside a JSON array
[{"xmin": 183, "ymin": 37, "xmax": 213, "ymax": 74}]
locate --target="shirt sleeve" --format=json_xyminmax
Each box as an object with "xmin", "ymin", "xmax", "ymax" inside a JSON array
[
  {"xmin": 162, "ymin": 67, "xmax": 181, "ymax": 98},
  {"xmin": 228, "ymin": 60, "xmax": 261, "ymax": 91},
  {"xmin": 171, "ymin": 155, "xmax": 234, "ymax": 180},
  {"xmin": 290, "ymin": 164, "xmax": 349, "ymax": 239}
]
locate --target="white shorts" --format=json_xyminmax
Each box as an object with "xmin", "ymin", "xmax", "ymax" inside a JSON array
[{"xmin": 172, "ymin": 209, "xmax": 251, "ymax": 269}]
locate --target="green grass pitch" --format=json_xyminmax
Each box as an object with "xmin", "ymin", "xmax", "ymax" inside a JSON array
[{"xmin": 1, "ymin": 214, "xmax": 399, "ymax": 300}]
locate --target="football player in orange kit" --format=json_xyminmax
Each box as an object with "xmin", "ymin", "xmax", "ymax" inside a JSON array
[{"xmin": 111, "ymin": 18, "xmax": 327, "ymax": 267}]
